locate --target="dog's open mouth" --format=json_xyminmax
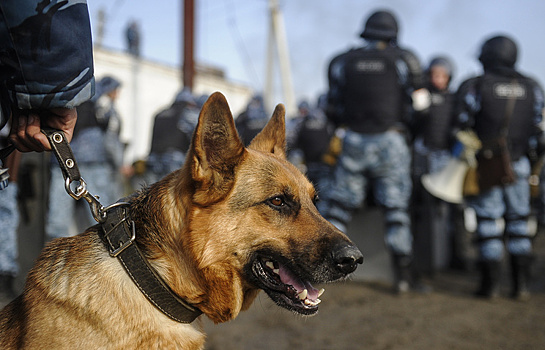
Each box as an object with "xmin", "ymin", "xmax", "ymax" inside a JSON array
[{"xmin": 251, "ymin": 257, "xmax": 324, "ymax": 315}]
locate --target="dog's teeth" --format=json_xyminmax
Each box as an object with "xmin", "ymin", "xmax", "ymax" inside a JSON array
[
  {"xmin": 298, "ymin": 289, "xmax": 308, "ymax": 300},
  {"xmin": 265, "ymin": 261, "xmax": 274, "ymax": 270},
  {"xmin": 273, "ymin": 268, "xmax": 279, "ymax": 275},
  {"xmin": 304, "ymin": 298, "xmax": 321, "ymax": 306},
  {"xmin": 318, "ymin": 288, "xmax": 325, "ymax": 297}
]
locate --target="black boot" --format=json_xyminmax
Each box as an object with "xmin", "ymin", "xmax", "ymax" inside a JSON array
[
  {"xmin": 0, "ymin": 273, "xmax": 16, "ymax": 305},
  {"xmin": 391, "ymin": 255, "xmax": 412, "ymax": 294},
  {"xmin": 474, "ymin": 260, "xmax": 501, "ymax": 299},
  {"xmin": 510, "ymin": 255, "xmax": 532, "ymax": 301},
  {"xmin": 391, "ymin": 254, "xmax": 432, "ymax": 295}
]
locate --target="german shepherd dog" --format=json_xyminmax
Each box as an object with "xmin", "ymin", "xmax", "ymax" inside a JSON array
[{"xmin": 0, "ymin": 92, "xmax": 363, "ymax": 349}]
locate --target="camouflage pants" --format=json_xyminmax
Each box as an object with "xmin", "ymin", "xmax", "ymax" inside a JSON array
[
  {"xmin": 466, "ymin": 156, "xmax": 532, "ymax": 261},
  {"xmin": 319, "ymin": 130, "xmax": 413, "ymax": 255},
  {"xmin": 0, "ymin": 183, "xmax": 19, "ymax": 276}
]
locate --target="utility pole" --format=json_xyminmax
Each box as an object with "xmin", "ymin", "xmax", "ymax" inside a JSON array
[
  {"xmin": 264, "ymin": 0, "xmax": 296, "ymax": 116},
  {"xmin": 182, "ymin": 0, "xmax": 195, "ymax": 91}
]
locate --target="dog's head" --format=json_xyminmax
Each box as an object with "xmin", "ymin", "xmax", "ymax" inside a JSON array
[{"xmin": 167, "ymin": 92, "xmax": 362, "ymax": 323}]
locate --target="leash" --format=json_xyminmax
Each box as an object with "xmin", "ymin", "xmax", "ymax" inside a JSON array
[
  {"xmin": 42, "ymin": 128, "xmax": 106, "ymax": 222},
  {"xmin": 28, "ymin": 128, "xmax": 202, "ymax": 323}
]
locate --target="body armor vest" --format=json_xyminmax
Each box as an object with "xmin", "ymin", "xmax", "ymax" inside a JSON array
[
  {"xmin": 297, "ymin": 114, "xmax": 334, "ymax": 163},
  {"xmin": 476, "ymin": 74, "xmax": 536, "ymax": 160},
  {"xmin": 73, "ymin": 100, "xmax": 104, "ymax": 138},
  {"xmin": 341, "ymin": 47, "xmax": 403, "ymax": 133},
  {"xmin": 150, "ymin": 105, "xmax": 191, "ymax": 154},
  {"xmin": 422, "ymin": 90, "xmax": 455, "ymax": 150}
]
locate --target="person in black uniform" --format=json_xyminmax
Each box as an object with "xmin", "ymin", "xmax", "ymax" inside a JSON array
[
  {"xmin": 455, "ymin": 35, "xmax": 545, "ymax": 300},
  {"xmin": 235, "ymin": 95, "xmax": 269, "ymax": 146},
  {"xmin": 145, "ymin": 88, "xmax": 200, "ymax": 184},
  {"xmin": 411, "ymin": 57, "xmax": 471, "ymax": 273},
  {"xmin": 288, "ymin": 99, "xmax": 335, "ymax": 194},
  {"xmin": 319, "ymin": 9, "xmax": 426, "ymax": 293}
]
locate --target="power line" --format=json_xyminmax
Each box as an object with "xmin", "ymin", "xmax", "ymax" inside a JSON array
[{"xmin": 224, "ymin": 0, "xmax": 262, "ymax": 89}]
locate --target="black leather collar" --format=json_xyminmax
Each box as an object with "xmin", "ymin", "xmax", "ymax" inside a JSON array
[{"xmin": 99, "ymin": 202, "xmax": 202, "ymax": 323}]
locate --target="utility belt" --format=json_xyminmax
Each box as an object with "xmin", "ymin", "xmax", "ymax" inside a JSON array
[
  {"xmin": 347, "ymin": 124, "xmax": 398, "ymax": 135},
  {"xmin": 345, "ymin": 125, "xmax": 410, "ymax": 140}
]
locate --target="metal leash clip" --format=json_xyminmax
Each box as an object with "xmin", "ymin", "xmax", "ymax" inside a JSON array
[
  {"xmin": 42, "ymin": 128, "xmax": 107, "ymax": 223},
  {"xmin": 64, "ymin": 176, "xmax": 107, "ymax": 223}
]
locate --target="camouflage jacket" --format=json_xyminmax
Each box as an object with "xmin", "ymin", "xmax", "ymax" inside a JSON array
[{"xmin": 0, "ymin": 0, "xmax": 94, "ymax": 130}]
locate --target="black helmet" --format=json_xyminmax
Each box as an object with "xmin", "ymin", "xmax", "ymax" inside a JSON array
[
  {"xmin": 360, "ymin": 10, "xmax": 398, "ymax": 41},
  {"xmin": 478, "ymin": 35, "xmax": 518, "ymax": 69},
  {"xmin": 427, "ymin": 56, "xmax": 454, "ymax": 79},
  {"xmin": 93, "ymin": 76, "xmax": 121, "ymax": 101}
]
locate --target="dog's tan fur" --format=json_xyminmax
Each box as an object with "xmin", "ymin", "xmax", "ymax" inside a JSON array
[{"xmin": 0, "ymin": 92, "xmax": 362, "ymax": 349}]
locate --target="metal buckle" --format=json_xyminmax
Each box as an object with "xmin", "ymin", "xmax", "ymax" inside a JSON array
[{"xmin": 106, "ymin": 218, "xmax": 136, "ymax": 257}]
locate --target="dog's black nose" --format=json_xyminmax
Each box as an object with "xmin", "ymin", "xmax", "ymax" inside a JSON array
[{"xmin": 332, "ymin": 243, "xmax": 364, "ymax": 274}]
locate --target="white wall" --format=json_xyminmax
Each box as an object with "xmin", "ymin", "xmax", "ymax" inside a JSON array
[{"xmin": 93, "ymin": 46, "xmax": 253, "ymax": 163}]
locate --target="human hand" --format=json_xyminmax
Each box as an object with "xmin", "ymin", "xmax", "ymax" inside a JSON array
[{"xmin": 9, "ymin": 107, "xmax": 78, "ymax": 152}]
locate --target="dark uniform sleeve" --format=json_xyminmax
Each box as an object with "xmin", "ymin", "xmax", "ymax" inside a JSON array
[
  {"xmin": 0, "ymin": 0, "xmax": 94, "ymax": 113},
  {"xmin": 325, "ymin": 52, "xmax": 347, "ymax": 126},
  {"xmin": 400, "ymin": 48, "xmax": 425, "ymax": 91},
  {"xmin": 453, "ymin": 77, "xmax": 481, "ymax": 130},
  {"xmin": 397, "ymin": 48, "xmax": 424, "ymax": 130},
  {"xmin": 526, "ymin": 76, "xmax": 545, "ymax": 156},
  {"xmin": 528, "ymin": 77, "xmax": 545, "ymax": 126}
]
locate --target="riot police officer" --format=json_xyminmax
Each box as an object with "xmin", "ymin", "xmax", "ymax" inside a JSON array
[
  {"xmin": 235, "ymin": 95, "xmax": 269, "ymax": 146},
  {"xmin": 455, "ymin": 35, "xmax": 545, "ymax": 300},
  {"xmin": 320, "ymin": 10, "xmax": 425, "ymax": 293},
  {"xmin": 411, "ymin": 56, "xmax": 467, "ymax": 273},
  {"xmin": 146, "ymin": 88, "xmax": 200, "ymax": 184}
]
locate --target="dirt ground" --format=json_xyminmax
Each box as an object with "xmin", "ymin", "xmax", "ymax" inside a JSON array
[
  {"xmin": 201, "ymin": 234, "xmax": 545, "ymax": 350},
  {"xmin": 4, "ymin": 169, "xmax": 545, "ymax": 350}
]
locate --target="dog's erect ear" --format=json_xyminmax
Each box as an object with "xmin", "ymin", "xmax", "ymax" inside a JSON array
[
  {"xmin": 189, "ymin": 92, "xmax": 245, "ymax": 203},
  {"xmin": 248, "ymin": 103, "xmax": 286, "ymax": 158}
]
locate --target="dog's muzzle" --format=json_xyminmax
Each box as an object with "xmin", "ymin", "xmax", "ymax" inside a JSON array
[{"xmin": 249, "ymin": 241, "xmax": 363, "ymax": 316}]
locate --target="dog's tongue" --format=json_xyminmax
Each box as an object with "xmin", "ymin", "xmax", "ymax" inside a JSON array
[{"xmin": 278, "ymin": 264, "xmax": 321, "ymax": 301}]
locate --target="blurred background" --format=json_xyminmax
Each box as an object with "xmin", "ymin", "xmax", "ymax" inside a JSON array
[
  {"xmin": 86, "ymin": 0, "xmax": 545, "ymax": 163},
  {"xmin": 5, "ymin": 3, "xmax": 545, "ymax": 348}
]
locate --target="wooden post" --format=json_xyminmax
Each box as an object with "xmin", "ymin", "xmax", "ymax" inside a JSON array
[{"xmin": 182, "ymin": 0, "xmax": 195, "ymax": 91}]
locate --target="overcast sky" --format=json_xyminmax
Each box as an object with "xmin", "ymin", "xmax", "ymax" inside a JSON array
[{"xmin": 87, "ymin": 0, "xmax": 545, "ymax": 108}]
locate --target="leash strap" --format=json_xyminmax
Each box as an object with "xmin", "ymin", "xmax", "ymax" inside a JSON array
[
  {"xmin": 42, "ymin": 128, "xmax": 81, "ymax": 182},
  {"xmin": 100, "ymin": 202, "xmax": 202, "ymax": 323}
]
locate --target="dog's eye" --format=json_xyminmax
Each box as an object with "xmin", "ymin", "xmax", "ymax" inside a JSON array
[
  {"xmin": 265, "ymin": 194, "xmax": 299, "ymax": 215},
  {"xmin": 269, "ymin": 196, "xmax": 285, "ymax": 207}
]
